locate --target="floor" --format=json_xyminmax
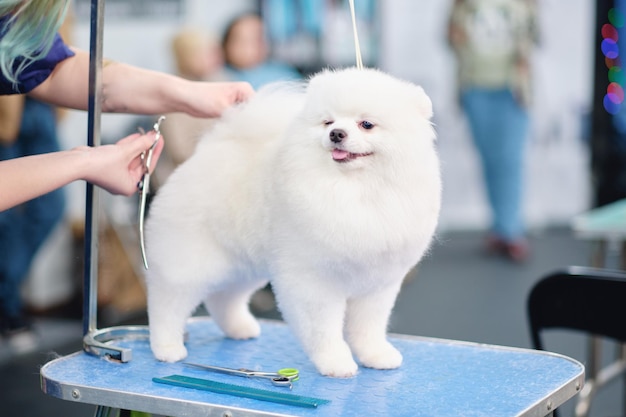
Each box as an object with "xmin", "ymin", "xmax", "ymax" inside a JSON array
[{"xmin": 0, "ymin": 227, "xmax": 622, "ymax": 417}]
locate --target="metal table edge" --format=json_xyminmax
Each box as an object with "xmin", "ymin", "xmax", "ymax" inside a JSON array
[{"xmin": 40, "ymin": 356, "xmax": 295, "ymax": 417}]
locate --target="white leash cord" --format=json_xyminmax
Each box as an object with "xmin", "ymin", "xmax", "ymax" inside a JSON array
[{"xmin": 348, "ymin": 0, "xmax": 364, "ymax": 69}]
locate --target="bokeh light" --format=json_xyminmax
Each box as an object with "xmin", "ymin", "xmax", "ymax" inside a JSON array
[
  {"xmin": 609, "ymin": 65, "xmax": 626, "ymax": 84},
  {"xmin": 608, "ymin": 82, "xmax": 625, "ymax": 102},
  {"xmin": 604, "ymin": 95, "xmax": 621, "ymax": 114},
  {"xmin": 602, "ymin": 38, "xmax": 620, "ymax": 59},
  {"xmin": 603, "ymin": 8, "xmax": 626, "ymax": 114},
  {"xmin": 602, "ymin": 23, "xmax": 619, "ymax": 40},
  {"xmin": 609, "ymin": 7, "xmax": 626, "ymax": 28}
]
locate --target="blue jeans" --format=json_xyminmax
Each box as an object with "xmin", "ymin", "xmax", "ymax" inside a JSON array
[
  {"xmin": 461, "ymin": 88, "xmax": 529, "ymax": 241},
  {"xmin": 0, "ymin": 98, "xmax": 65, "ymax": 317}
]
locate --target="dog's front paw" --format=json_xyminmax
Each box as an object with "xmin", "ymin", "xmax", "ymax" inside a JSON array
[
  {"xmin": 315, "ymin": 356, "xmax": 359, "ymax": 378},
  {"xmin": 151, "ymin": 342, "xmax": 188, "ymax": 363},
  {"xmin": 312, "ymin": 345, "xmax": 359, "ymax": 378},
  {"xmin": 356, "ymin": 341, "xmax": 403, "ymax": 370}
]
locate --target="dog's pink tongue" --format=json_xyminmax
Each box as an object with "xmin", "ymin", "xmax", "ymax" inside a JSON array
[{"xmin": 332, "ymin": 149, "xmax": 350, "ymax": 160}]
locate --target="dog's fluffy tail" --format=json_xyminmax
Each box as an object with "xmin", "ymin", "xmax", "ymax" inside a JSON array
[{"xmin": 196, "ymin": 81, "xmax": 306, "ymax": 147}]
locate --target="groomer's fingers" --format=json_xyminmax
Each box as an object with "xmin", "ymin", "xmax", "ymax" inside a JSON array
[
  {"xmin": 122, "ymin": 133, "xmax": 151, "ymax": 172},
  {"xmin": 123, "ymin": 131, "xmax": 164, "ymax": 172},
  {"xmin": 122, "ymin": 131, "xmax": 157, "ymax": 154}
]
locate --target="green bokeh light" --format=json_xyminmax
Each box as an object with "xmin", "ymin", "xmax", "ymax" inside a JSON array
[
  {"xmin": 609, "ymin": 8, "xmax": 625, "ymax": 28},
  {"xmin": 609, "ymin": 66, "xmax": 626, "ymax": 84}
]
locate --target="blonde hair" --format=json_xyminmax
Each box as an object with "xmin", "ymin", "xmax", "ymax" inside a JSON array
[
  {"xmin": 172, "ymin": 30, "xmax": 204, "ymax": 68},
  {"xmin": 0, "ymin": 0, "xmax": 71, "ymax": 85}
]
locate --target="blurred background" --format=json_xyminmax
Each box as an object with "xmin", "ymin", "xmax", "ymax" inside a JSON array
[
  {"xmin": 24, "ymin": 0, "xmax": 595, "ymax": 313},
  {"xmin": 60, "ymin": 0, "xmax": 593, "ymax": 226},
  {"xmin": 2, "ymin": 0, "xmax": 626, "ymax": 416}
]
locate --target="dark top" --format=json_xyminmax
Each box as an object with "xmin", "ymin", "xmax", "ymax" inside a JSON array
[{"xmin": 0, "ymin": 17, "xmax": 75, "ymax": 95}]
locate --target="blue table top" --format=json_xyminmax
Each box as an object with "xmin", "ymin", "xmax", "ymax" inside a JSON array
[{"xmin": 41, "ymin": 318, "xmax": 584, "ymax": 417}]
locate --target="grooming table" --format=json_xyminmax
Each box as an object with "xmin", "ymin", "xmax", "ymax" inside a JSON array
[
  {"xmin": 41, "ymin": 317, "xmax": 584, "ymax": 417},
  {"xmin": 571, "ymin": 198, "xmax": 626, "ymax": 416}
]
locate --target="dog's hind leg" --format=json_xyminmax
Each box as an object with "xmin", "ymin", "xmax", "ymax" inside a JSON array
[
  {"xmin": 204, "ymin": 278, "xmax": 268, "ymax": 340},
  {"xmin": 147, "ymin": 277, "xmax": 209, "ymax": 362}
]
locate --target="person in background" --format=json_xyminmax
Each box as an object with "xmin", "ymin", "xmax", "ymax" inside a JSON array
[
  {"xmin": 447, "ymin": 0, "xmax": 539, "ymax": 262},
  {"xmin": 0, "ymin": 93, "xmax": 66, "ymax": 337},
  {"xmin": 0, "ymin": 4, "xmax": 77, "ymax": 339},
  {"xmin": 221, "ymin": 12, "xmax": 301, "ymax": 89},
  {"xmin": 220, "ymin": 12, "xmax": 301, "ymax": 314},
  {"xmin": 0, "ymin": 0, "xmax": 253, "ymax": 335},
  {"xmin": 171, "ymin": 28, "xmax": 227, "ymax": 82}
]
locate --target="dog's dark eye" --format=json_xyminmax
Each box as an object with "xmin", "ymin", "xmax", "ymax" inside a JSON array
[
  {"xmin": 360, "ymin": 120, "xmax": 375, "ymax": 130},
  {"xmin": 323, "ymin": 120, "xmax": 334, "ymax": 126}
]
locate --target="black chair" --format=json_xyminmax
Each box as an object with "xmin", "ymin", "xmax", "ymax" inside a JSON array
[{"xmin": 528, "ymin": 266, "xmax": 626, "ymax": 417}]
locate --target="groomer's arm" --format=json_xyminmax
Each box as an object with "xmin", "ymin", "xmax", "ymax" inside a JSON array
[
  {"xmin": 0, "ymin": 131, "xmax": 163, "ymax": 212},
  {"xmin": 29, "ymin": 48, "xmax": 253, "ymax": 117}
]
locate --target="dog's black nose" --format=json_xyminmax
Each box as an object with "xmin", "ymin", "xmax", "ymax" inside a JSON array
[{"xmin": 330, "ymin": 129, "xmax": 347, "ymax": 144}]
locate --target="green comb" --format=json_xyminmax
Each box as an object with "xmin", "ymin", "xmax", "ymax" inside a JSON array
[{"xmin": 153, "ymin": 374, "xmax": 330, "ymax": 409}]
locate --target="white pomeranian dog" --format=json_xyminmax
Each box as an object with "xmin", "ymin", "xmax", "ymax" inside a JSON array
[{"xmin": 144, "ymin": 67, "xmax": 441, "ymax": 377}]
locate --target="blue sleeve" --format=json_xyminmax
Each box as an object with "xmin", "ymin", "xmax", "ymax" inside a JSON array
[{"xmin": 0, "ymin": 33, "xmax": 75, "ymax": 95}]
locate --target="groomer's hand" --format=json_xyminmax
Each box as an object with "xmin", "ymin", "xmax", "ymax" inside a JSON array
[
  {"xmin": 182, "ymin": 81, "xmax": 255, "ymax": 118},
  {"xmin": 79, "ymin": 131, "xmax": 164, "ymax": 196}
]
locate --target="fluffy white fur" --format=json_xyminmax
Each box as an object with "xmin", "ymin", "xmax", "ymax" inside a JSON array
[{"xmin": 144, "ymin": 67, "xmax": 441, "ymax": 377}]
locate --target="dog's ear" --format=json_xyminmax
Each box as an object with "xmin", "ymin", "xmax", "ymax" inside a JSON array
[{"xmin": 411, "ymin": 85, "xmax": 433, "ymax": 120}]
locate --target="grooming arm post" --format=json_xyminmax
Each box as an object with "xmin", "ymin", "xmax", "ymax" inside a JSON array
[
  {"xmin": 83, "ymin": 0, "xmax": 104, "ymax": 337},
  {"xmin": 81, "ymin": 0, "xmax": 150, "ymax": 362}
]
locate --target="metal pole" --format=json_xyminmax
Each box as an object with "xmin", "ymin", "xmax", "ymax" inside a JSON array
[
  {"xmin": 81, "ymin": 0, "xmax": 147, "ymax": 363},
  {"xmin": 83, "ymin": 0, "xmax": 105, "ymax": 336}
]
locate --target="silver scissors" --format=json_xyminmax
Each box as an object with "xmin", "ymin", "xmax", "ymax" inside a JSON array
[
  {"xmin": 138, "ymin": 115, "xmax": 165, "ymax": 270},
  {"xmin": 184, "ymin": 362, "xmax": 299, "ymax": 389}
]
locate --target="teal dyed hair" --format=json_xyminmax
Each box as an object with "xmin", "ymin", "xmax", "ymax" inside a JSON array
[{"xmin": 0, "ymin": 0, "xmax": 70, "ymax": 86}]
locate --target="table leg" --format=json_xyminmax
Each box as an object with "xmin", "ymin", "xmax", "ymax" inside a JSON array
[
  {"xmin": 576, "ymin": 240, "xmax": 606, "ymax": 417},
  {"xmin": 93, "ymin": 405, "xmax": 115, "ymax": 417},
  {"xmin": 590, "ymin": 240, "xmax": 607, "ymax": 268}
]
